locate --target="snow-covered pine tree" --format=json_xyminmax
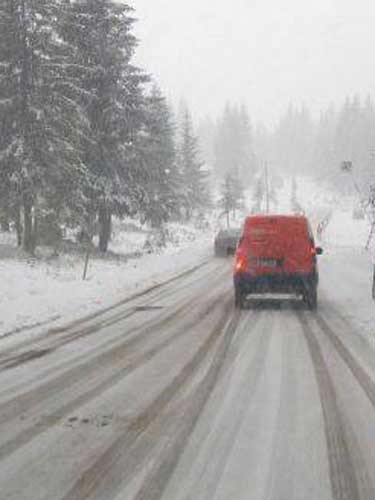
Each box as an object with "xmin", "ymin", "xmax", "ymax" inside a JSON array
[
  {"xmin": 0, "ymin": 2, "xmax": 15, "ymax": 231},
  {"xmin": 219, "ymin": 173, "xmax": 236, "ymax": 227},
  {"xmin": 231, "ymin": 166, "xmax": 246, "ymax": 216},
  {"xmin": 214, "ymin": 104, "xmax": 234, "ymax": 178},
  {"xmin": 141, "ymin": 84, "xmax": 181, "ymax": 230},
  {"xmin": 252, "ymin": 177, "xmax": 265, "ymax": 213},
  {"xmin": 197, "ymin": 115, "xmax": 216, "ymax": 168},
  {"xmin": 214, "ymin": 103, "xmax": 255, "ymax": 185},
  {"xmin": 60, "ymin": 0, "xmax": 148, "ymax": 253},
  {"xmin": 0, "ymin": 0, "xmax": 89, "ymax": 253},
  {"xmin": 238, "ymin": 104, "xmax": 256, "ymax": 184},
  {"xmin": 178, "ymin": 108, "xmax": 211, "ymax": 220},
  {"xmin": 219, "ymin": 169, "xmax": 245, "ymax": 225}
]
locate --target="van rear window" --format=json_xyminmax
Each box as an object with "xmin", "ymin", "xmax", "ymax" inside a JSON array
[
  {"xmin": 249, "ymin": 226, "xmax": 278, "ymax": 237},
  {"xmin": 251, "ymin": 226, "xmax": 275, "ymax": 234},
  {"xmin": 245, "ymin": 219, "xmax": 307, "ymax": 239}
]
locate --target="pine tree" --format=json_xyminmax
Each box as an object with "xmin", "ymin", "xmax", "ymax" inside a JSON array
[
  {"xmin": 60, "ymin": 0, "xmax": 148, "ymax": 252},
  {"xmin": 141, "ymin": 84, "xmax": 181, "ymax": 229},
  {"xmin": 0, "ymin": 0, "xmax": 89, "ymax": 253},
  {"xmin": 218, "ymin": 171, "xmax": 244, "ymax": 226},
  {"xmin": 219, "ymin": 174, "xmax": 234, "ymax": 227},
  {"xmin": 272, "ymin": 104, "xmax": 315, "ymax": 176},
  {"xmin": 238, "ymin": 104, "xmax": 256, "ymax": 183},
  {"xmin": 178, "ymin": 108, "xmax": 210, "ymax": 220},
  {"xmin": 214, "ymin": 103, "xmax": 255, "ymax": 184},
  {"xmin": 311, "ymin": 104, "xmax": 337, "ymax": 183},
  {"xmin": 231, "ymin": 167, "xmax": 246, "ymax": 215},
  {"xmin": 214, "ymin": 104, "xmax": 237, "ymax": 178},
  {"xmin": 252, "ymin": 177, "xmax": 264, "ymax": 213},
  {"xmin": 0, "ymin": 1, "xmax": 17, "ymax": 234},
  {"xmin": 197, "ymin": 115, "xmax": 216, "ymax": 168}
]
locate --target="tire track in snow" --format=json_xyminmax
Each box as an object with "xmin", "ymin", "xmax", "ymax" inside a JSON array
[
  {"xmin": 188, "ymin": 311, "xmax": 272, "ymax": 500},
  {"xmin": 262, "ymin": 311, "xmax": 298, "ymax": 500},
  {"xmin": 0, "ymin": 288, "xmax": 231, "ymax": 462},
  {"xmin": 81, "ymin": 309, "xmax": 257, "ymax": 500},
  {"xmin": 0, "ymin": 263, "xmax": 230, "ymax": 411},
  {"xmin": 315, "ymin": 313, "xmax": 375, "ymax": 410},
  {"xmin": 60, "ymin": 298, "xmax": 238, "ymax": 500},
  {"xmin": 297, "ymin": 311, "xmax": 360, "ymax": 500},
  {"xmin": 0, "ymin": 261, "xmax": 221, "ymax": 366},
  {"xmin": 313, "ymin": 311, "xmax": 375, "ymax": 500},
  {"xmin": 99, "ymin": 307, "xmax": 254, "ymax": 500},
  {"xmin": 0, "ymin": 293, "xmax": 196, "ymax": 424}
]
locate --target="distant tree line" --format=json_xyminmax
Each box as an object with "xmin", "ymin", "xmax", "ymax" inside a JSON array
[
  {"xmin": 199, "ymin": 103, "xmax": 257, "ymax": 181},
  {"xmin": 199, "ymin": 96, "xmax": 375, "ymax": 213},
  {"xmin": 0, "ymin": 0, "xmax": 210, "ymax": 254},
  {"xmin": 198, "ymin": 103, "xmax": 257, "ymax": 222},
  {"xmin": 253, "ymin": 97, "xmax": 375, "ymax": 195}
]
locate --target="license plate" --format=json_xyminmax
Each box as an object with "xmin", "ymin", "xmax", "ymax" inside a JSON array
[{"xmin": 257, "ymin": 258, "xmax": 279, "ymax": 267}]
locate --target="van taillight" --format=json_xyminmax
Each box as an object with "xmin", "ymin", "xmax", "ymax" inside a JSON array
[{"xmin": 234, "ymin": 254, "xmax": 247, "ymax": 273}]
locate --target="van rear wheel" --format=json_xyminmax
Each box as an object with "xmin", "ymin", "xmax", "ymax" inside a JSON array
[
  {"xmin": 304, "ymin": 286, "xmax": 317, "ymax": 310},
  {"xmin": 234, "ymin": 288, "xmax": 244, "ymax": 309}
]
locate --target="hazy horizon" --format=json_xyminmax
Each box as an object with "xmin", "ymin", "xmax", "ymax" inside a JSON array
[{"xmin": 130, "ymin": 0, "xmax": 375, "ymax": 126}]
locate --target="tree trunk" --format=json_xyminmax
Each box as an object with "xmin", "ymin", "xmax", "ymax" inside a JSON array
[
  {"xmin": 15, "ymin": 205, "xmax": 22, "ymax": 247},
  {"xmin": 23, "ymin": 197, "xmax": 36, "ymax": 254},
  {"xmin": 32, "ymin": 212, "xmax": 38, "ymax": 251},
  {"xmin": 1, "ymin": 221, "xmax": 10, "ymax": 232},
  {"xmin": 0, "ymin": 214, "xmax": 10, "ymax": 232},
  {"xmin": 98, "ymin": 207, "xmax": 111, "ymax": 253}
]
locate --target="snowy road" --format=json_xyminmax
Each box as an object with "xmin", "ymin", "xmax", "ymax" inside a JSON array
[{"xmin": 1, "ymin": 253, "xmax": 375, "ymax": 499}]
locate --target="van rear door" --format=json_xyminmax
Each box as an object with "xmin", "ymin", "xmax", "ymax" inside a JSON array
[{"xmin": 244, "ymin": 217, "xmax": 314, "ymax": 274}]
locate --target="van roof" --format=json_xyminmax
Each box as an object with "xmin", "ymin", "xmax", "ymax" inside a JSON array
[
  {"xmin": 243, "ymin": 214, "xmax": 311, "ymax": 240},
  {"xmin": 245, "ymin": 214, "xmax": 307, "ymax": 223}
]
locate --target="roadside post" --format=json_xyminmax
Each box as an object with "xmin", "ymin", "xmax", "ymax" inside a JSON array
[
  {"xmin": 82, "ymin": 245, "xmax": 91, "ymax": 281},
  {"xmin": 81, "ymin": 219, "xmax": 95, "ymax": 281}
]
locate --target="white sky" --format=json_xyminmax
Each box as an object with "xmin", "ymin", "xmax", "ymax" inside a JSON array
[{"xmin": 130, "ymin": 0, "xmax": 375, "ymax": 125}]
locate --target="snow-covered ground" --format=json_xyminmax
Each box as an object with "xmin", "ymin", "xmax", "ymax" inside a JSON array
[
  {"xmin": 0, "ymin": 222, "xmax": 213, "ymax": 340},
  {"xmin": 3, "ymin": 178, "xmax": 375, "ymax": 500},
  {"xmin": 2, "ymin": 176, "xmax": 375, "ymax": 351},
  {"xmin": 285, "ymin": 177, "xmax": 375, "ymax": 348},
  {"xmin": 245, "ymin": 175, "xmax": 375, "ymax": 348},
  {"xmin": 319, "ymin": 208, "xmax": 375, "ymax": 349}
]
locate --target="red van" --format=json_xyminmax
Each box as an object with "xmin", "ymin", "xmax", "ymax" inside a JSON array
[{"xmin": 233, "ymin": 214, "xmax": 323, "ymax": 309}]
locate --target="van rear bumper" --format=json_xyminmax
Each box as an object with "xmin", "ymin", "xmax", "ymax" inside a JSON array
[{"xmin": 234, "ymin": 271, "xmax": 317, "ymax": 295}]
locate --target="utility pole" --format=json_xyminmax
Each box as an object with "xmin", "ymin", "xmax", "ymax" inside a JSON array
[{"xmin": 264, "ymin": 161, "xmax": 270, "ymax": 213}]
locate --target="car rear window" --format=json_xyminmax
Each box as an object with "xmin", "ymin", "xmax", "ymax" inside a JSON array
[{"xmin": 218, "ymin": 229, "xmax": 240, "ymax": 238}]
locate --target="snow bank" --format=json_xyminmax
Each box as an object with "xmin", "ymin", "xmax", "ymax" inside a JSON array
[
  {"xmin": 0, "ymin": 223, "xmax": 213, "ymax": 340},
  {"xmin": 323, "ymin": 210, "xmax": 370, "ymax": 249},
  {"xmin": 320, "ymin": 196, "xmax": 375, "ymax": 348},
  {"xmin": 3, "ymin": 176, "xmax": 375, "ymax": 352},
  {"xmin": 320, "ymin": 248, "xmax": 375, "ymax": 349},
  {"xmin": 267, "ymin": 176, "xmax": 375, "ymax": 348}
]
